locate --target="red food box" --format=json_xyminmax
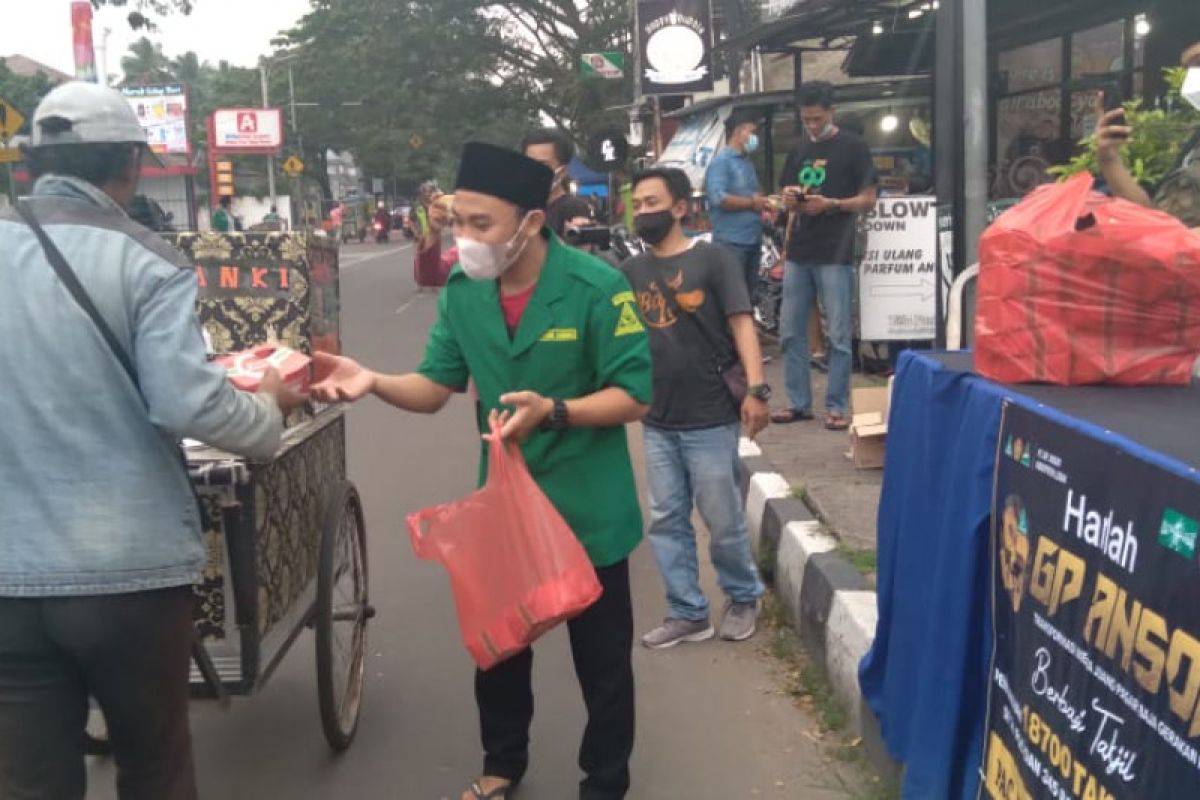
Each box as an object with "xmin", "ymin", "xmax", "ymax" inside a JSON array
[{"xmin": 216, "ymin": 345, "xmax": 311, "ymax": 393}]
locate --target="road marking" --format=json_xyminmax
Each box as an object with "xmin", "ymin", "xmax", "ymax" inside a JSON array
[{"xmin": 340, "ymin": 243, "xmax": 413, "ymax": 270}]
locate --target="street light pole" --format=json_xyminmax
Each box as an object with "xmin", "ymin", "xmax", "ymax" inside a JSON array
[{"xmin": 260, "ymin": 66, "xmax": 277, "ymax": 209}]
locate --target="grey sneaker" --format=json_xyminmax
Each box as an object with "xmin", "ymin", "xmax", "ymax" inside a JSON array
[
  {"xmin": 719, "ymin": 602, "xmax": 758, "ymax": 641},
  {"xmin": 641, "ymin": 617, "xmax": 715, "ymax": 650}
]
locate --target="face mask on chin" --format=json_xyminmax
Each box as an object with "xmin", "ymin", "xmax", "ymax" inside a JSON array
[
  {"xmin": 455, "ymin": 213, "xmax": 534, "ymax": 281},
  {"xmin": 1183, "ymin": 67, "xmax": 1200, "ymax": 112},
  {"xmin": 809, "ymin": 121, "xmax": 837, "ymax": 142}
]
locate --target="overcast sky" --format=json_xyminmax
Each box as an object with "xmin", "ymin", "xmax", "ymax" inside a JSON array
[{"xmin": 0, "ymin": 0, "xmax": 313, "ymax": 81}]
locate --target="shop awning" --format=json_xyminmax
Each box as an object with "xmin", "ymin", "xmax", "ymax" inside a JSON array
[
  {"xmin": 663, "ymin": 78, "xmax": 932, "ymax": 120},
  {"xmin": 716, "ymin": 0, "xmax": 930, "ymax": 54},
  {"xmin": 567, "ymin": 157, "xmax": 607, "ymax": 187}
]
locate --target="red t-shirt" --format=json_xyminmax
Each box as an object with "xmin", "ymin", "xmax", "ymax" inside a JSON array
[{"xmin": 499, "ymin": 283, "xmax": 537, "ymax": 329}]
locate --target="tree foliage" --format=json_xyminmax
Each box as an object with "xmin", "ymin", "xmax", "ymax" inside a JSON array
[
  {"xmin": 0, "ymin": 60, "xmax": 61, "ymax": 138},
  {"xmin": 277, "ymin": 0, "xmax": 538, "ymax": 194},
  {"xmin": 89, "ymin": 0, "xmax": 194, "ymax": 32},
  {"xmin": 474, "ymin": 0, "xmax": 635, "ymax": 137},
  {"xmin": 121, "ymin": 37, "xmax": 172, "ymax": 84}
]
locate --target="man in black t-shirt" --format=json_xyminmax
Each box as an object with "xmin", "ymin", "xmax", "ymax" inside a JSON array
[
  {"xmin": 521, "ymin": 127, "xmax": 595, "ymax": 238},
  {"xmin": 622, "ymin": 168, "xmax": 769, "ymax": 650},
  {"xmin": 772, "ymin": 82, "xmax": 878, "ymax": 431}
]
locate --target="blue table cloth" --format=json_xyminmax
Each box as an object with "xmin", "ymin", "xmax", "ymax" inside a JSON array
[{"xmin": 858, "ymin": 351, "xmax": 1200, "ymax": 799}]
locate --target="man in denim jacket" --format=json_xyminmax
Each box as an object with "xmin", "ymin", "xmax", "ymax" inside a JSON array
[{"xmin": 0, "ymin": 82, "xmax": 302, "ymax": 799}]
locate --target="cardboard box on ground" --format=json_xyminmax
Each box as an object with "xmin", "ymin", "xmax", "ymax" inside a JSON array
[{"xmin": 849, "ymin": 379, "xmax": 893, "ymax": 470}]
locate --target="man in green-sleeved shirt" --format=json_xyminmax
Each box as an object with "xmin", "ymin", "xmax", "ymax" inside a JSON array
[{"xmin": 310, "ymin": 142, "xmax": 651, "ymax": 800}]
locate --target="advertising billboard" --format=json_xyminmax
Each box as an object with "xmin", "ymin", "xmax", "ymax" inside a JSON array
[
  {"xmin": 122, "ymin": 84, "xmax": 190, "ymax": 156},
  {"xmin": 209, "ymin": 108, "xmax": 284, "ymax": 155}
]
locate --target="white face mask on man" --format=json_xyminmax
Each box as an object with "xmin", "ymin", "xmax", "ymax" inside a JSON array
[
  {"xmin": 455, "ymin": 213, "xmax": 535, "ymax": 281},
  {"xmin": 1182, "ymin": 67, "xmax": 1200, "ymax": 112}
]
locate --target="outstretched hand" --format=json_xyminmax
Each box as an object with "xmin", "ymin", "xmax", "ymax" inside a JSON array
[{"xmin": 310, "ymin": 352, "xmax": 376, "ymax": 403}]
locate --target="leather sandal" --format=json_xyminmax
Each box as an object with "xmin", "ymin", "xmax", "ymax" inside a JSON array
[{"xmin": 770, "ymin": 408, "xmax": 814, "ymax": 424}]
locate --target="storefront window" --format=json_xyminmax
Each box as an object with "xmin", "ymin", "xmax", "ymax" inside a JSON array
[
  {"xmin": 1072, "ymin": 21, "xmax": 1125, "ymax": 78},
  {"xmin": 994, "ymin": 89, "xmax": 1069, "ymax": 198},
  {"xmin": 992, "ymin": 18, "xmax": 1147, "ymax": 200},
  {"xmin": 998, "ymin": 38, "xmax": 1062, "ymax": 93}
]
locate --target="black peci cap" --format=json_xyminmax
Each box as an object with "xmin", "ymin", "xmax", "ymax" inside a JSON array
[{"xmin": 455, "ymin": 142, "xmax": 554, "ymax": 211}]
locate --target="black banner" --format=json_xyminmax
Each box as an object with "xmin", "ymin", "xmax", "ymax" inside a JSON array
[
  {"xmin": 636, "ymin": 0, "xmax": 714, "ymax": 96},
  {"xmin": 982, "ymin": 402, "xmax": 1200, "ymax": 800}
]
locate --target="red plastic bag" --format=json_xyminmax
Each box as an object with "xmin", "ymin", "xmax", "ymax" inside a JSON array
[
  {"xmin": 976, "ymin": 173, "xmax": 1200, "ymax": 385},
  {"xmin": 407, "ymin": 429, "xmax": 603, "ymax": 670}
]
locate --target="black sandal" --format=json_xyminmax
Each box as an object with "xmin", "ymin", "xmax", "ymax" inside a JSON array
[{"xmin": 770, "ymin": 408, "xmax": 814, "ymax": 424}]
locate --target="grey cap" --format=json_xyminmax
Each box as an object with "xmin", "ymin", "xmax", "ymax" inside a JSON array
[{"xmin": 32, "ymin": 82, "xmax": 148, "ymax": 147}]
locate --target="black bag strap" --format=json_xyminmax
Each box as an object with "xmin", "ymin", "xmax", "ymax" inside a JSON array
[{"xmin": 15, "ymin": 202, "xmax": 140, "ymax": 391}]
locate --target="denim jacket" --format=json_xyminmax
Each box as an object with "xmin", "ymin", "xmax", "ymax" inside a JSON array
[
  {"xmin": 0, "ymin": 175, "xmax": 282, "ymax": 597},
  {"xmin": 705, "ymin": 146, "xmax": 763, "ymax": 247}
]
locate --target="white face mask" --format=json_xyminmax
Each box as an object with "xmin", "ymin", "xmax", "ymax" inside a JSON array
[
  {"xmin": 810, "ymin": 122, "xmax": 837, "ymax": 142},
  {"xmin": 455, "ymin": 213, "xmax": 534, "ymax": 281},
  {"xmin": 1182, "ymin": 67, "xmax": 1200, "ymax": 112}
]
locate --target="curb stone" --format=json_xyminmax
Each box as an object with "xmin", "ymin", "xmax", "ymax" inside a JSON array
[{"xmin": 738, "ymin": 438, "xmax": 900, "ymax": 781}]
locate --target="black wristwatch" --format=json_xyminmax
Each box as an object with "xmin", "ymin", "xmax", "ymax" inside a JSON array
[
  {"xmin": 540, "ymin": 398, "xmax": 570, "ymax": 432},
  {"xmin": 748, "ymin": 384, "xmax": 772, "ymax": 402}
]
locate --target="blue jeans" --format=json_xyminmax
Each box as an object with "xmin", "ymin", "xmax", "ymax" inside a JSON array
[
  {"xmin": 643, "ymin": 422, "xmax": 764, "ymax": 621},
  {"xmin": 716, "ymin": 240, "xmax": 760, "ymax": 299},
  {"xmin": 781, "ymin": 262, "xmax": 853, "ymax": 415}
]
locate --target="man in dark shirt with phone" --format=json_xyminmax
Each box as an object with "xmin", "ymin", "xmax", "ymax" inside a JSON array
[{"xmin": 772, "ymin": 82, "xmax": 878, "ymax": 430}]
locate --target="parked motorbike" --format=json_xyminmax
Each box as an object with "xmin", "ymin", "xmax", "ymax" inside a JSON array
[{"xmin": 752, "ymin": 223, "xmax": 784, "ymax": 338}]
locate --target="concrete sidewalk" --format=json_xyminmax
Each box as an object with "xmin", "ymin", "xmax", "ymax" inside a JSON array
[
  {"xmin": 737, "ymin": 339, "xmax": 898, "ymax": 779},
  {"xmin": 757, "ymin": 341, "xmax": 884, "ymax": 553}
]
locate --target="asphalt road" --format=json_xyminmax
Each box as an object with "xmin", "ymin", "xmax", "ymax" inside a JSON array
[{"xmin": 89, "ymin": 237, "xmax": 859, "ymax": 800}]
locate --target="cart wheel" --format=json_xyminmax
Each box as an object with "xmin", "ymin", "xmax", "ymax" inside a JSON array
[{"xmin": 316, "ymin": 481, "xmax": 369, "ymax": 752}]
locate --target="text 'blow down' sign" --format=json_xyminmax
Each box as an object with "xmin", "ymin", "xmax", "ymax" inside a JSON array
[{"xmin": 858, "ymin": 196, "xmax": 938, "ymax": 341}]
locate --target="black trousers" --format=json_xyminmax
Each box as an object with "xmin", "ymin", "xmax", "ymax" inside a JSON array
[
  {"xmin": 475, "ymin": 559, "xmax": 635, "ymax": 800},
  {"xmin": 0, "ymin": 587, "xmax": 196, "ymax": 800}
]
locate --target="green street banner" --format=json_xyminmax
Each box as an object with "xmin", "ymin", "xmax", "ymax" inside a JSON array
[
  {"xmin": 581, "ymin": 52, "xmax": 624, "ymax": 79},
  {"xmin": 981, "ymin": 402, "xmax": 1200, "ymax": 800}
]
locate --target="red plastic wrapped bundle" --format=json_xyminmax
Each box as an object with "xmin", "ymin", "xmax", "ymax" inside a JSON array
[
  {"xmin": 976, "ymin": 173, "xmax": 1200, "ymax": 385},
  {"xmin": 216, "ymin": 345, "xmax": 311, "ymax": 392},
  {"xmin": 407, "ymin": 428, "xmax": 602, "ymax": 670}
]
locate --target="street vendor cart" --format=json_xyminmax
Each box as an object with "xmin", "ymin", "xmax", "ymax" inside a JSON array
[
  {"xmin": 185, "ymin": 405, "xmax": 369, "ymax": 750},
  {"xmin": 181, "ymin": 230, "xmax": 369, "ymax": 750}
]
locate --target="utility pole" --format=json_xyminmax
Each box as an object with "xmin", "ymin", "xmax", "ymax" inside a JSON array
[
  {"xmin": 260, "ymin": 66, "xmax": 277, "ymax": 209},
  {"xmin": 287, "ymin": 66, "xmax": 302, "ymax": 153}
]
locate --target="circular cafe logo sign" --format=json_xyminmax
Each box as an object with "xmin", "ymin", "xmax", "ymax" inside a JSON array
[{"xmin": 644, "ymin": 11, "xmax": 709, "ymax": 85}]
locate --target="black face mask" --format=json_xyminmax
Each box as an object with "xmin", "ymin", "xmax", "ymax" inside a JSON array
[{"xmin": 635, "ymin": 210, "xmax": 676, "ymax": 245}]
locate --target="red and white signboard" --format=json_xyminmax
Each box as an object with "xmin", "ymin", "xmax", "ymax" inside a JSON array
[{"xmin": 209, "ymin": 108, "xmax": 284, "ymax": 154}]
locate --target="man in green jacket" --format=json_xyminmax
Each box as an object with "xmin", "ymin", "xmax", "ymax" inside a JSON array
[{"xmin": 311, "ymin": 142, "xmax": 652, "ymax": 800}]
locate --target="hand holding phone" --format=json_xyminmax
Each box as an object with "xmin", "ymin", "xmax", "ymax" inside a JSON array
[{"xmin": 1094, "ymin": 92, "xmax": 1133, "ymax": 163}]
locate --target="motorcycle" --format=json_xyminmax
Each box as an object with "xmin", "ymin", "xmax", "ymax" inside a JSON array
[
  {"xmin": 373, "ymin": 220, "xmax": 390, "ymax": 244},
  {"xmin": 752, "ymin": 226, "xmax": 784, "ymax": 338}
]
